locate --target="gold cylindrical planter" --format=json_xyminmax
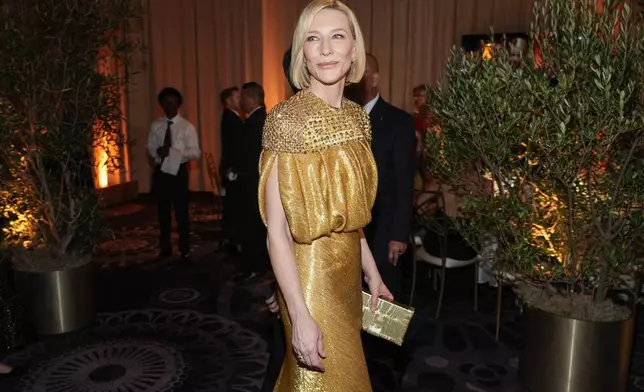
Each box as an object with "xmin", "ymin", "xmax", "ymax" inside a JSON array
[
  {"xmin": 14, "ymin": 261, "xmax": 96, "ymax": 335},
  {"xmin": 519, "ymin": 306, "xmax": 635, "ymax": 392}
]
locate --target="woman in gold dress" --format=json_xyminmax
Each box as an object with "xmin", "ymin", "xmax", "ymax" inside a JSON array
[{"xmin": 258, "ymin": 1, "xmax": 392, "ymax": 391}]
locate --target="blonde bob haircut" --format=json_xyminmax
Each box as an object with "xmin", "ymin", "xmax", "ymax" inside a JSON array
[{"xmin": 290, "ymin": 0, "xmax": 366, "ymax": 90}]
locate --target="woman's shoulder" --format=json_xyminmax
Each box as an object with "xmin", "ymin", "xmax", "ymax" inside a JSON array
[
  {"xmin": 262, "ymin": 95, "xmax": 306, "ymax": 152},
  {"xmin": 342, "ymin": 98, "xmax": 370, "ymax": 124},
  {"xmin": 342, "ymin": 98, "xmax": 371, "ymax": 140},
  {"xmin": 262, "ymin": 91, "xmax": 371, "ymax": 153},
  {"xmin": 342, "ymin": 97, "xmax": 365, "ymax": 114},
  {"xmin": 266, "ymin": 90, "xmax": 323, "ymax": 122}
]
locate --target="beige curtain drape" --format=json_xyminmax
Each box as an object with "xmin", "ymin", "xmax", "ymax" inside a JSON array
[{"xmin": 126, "ymin": 0, "xmax": 536, "ymax": 193}]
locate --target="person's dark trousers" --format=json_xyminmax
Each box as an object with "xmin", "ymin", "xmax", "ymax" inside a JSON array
[
  {"xmin": 261, "ymin": 317, "xmax": 285, "ymax": 391},
  {"xmin": 154, "ymin": 163, "xmax": 190, "ymax": 256},
  {"xmin": 222, "ymin": 180, "xmax": 242, "ymax": 248},
  {"xmin": 398, "ymin": 246, "xmax": 415, "ymax": 303},
  {"xmin": 240, "ymin": 176, "xmax": 269, "ymax": 275}
]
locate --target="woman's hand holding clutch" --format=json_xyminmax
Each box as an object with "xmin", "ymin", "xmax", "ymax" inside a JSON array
[
  {"xmin": 364, "ymin": 272, "xmax": 394, "ymax": 312},
  {"xmin": 291, "ymin": 312, "xmax": 326, "ymax": 372},
  {"xmin": 358, "ymin": 229, "xmax": 394, "ymax": 311}
]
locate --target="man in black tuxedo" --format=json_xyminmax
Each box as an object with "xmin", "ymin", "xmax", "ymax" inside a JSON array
[
  {"xmin": 236, "ymin": 81, "xmax": 269, "ymax": 281},
  {"xmin": 361, "ymin": 54, "xmax": 416, "ymax": 299},
  {"xmin": 219, "ymin": 86, "xmax": 244, "ymax": 252}
]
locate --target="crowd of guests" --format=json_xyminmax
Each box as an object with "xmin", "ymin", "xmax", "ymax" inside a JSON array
[
  {"xmin": 144, "ymin": 48, "xmax": 483, "ymax": 308},
  {"xmin": 212, "ymin": 52, "xmax": 419, "ymax": 294},
  {"xmin": 143, "ymin": 43, "xmax": 480, "ymax": 304}
]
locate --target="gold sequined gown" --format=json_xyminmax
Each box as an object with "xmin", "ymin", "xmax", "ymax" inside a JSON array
[{"xmin": 258, "ymin": 90, "xmax": 378, "ymax": 392}]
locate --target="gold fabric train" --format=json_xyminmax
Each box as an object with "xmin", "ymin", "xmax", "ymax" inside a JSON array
[{"xmin": 258, "ymin": 90, "xmax": 377, "ymax": 392}]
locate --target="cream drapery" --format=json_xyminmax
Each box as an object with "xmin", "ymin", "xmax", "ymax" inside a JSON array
[{"xmin": 127, "ymin": 0, "xmax": 536, "ymax": 193}]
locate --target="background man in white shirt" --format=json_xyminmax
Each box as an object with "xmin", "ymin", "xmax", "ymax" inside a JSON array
[{"xmin": 147, "ymin": 87, "xmax": 201, "ymax": 260}]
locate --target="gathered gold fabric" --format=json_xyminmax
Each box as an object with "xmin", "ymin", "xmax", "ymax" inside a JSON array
[
  {"xmin": 258, "ymin": 90, "xmax": 377, "ymax": 392},
  {"xmin": 361, "ymin": 291, "xmax": 415, "ymax": 346}
]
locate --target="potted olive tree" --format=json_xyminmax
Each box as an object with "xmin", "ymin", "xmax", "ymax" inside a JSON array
[
  {"xmin": 0, "ymin": 0, "xmax": 137, "ymax": 335},
  {"xmin": 425, "ymin": 0, "xmax": 643, "ymax": 391}
]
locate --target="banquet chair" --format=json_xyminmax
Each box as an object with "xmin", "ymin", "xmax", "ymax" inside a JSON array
[{"xmin": 409, "ymin": 189, "xmax": 480, "ymax": 319}]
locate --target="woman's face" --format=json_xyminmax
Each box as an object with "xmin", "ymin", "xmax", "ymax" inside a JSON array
[
  {"xmin": 303, "ymin": 8, "xmax": 356, "ymax": 87},
  {"xmin": 413, "ymin": 90, "xmax": 426, "ymax": 111}
]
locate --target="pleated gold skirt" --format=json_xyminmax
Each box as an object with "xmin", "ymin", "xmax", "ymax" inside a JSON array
[{"xmin": 274, "ymin": 231, "xmax": 372, "ymax": 392}]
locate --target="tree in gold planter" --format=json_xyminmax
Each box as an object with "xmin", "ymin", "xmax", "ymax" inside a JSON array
[
  {"xmin": 426, "ymin": 0, "xmax": 644, "ymax": 320},
  {"xmin": 0, "ymin": 0, "xmax": 139, "ymax": 271}
]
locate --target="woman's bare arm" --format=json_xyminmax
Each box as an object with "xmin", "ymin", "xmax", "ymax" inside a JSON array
[
  {"xmin": 359, "ymin": 229, "xmax": 393, "ymax": 309},
  {"xmin": 265, "ymin": 162, "xmax": 308, "ymax": 321},
  {"xmin": 265, "ymin": 160, "xmax": 326, "ymax": 370},
  {"xmin": 359, "ymin": 229, "xmax": 380, "ymax": 279}
]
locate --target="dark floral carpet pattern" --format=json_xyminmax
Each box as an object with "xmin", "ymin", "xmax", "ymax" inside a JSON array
[
  {"xmin": 1, "ymin": 194, "xmax": 642, "ymax": 392},
  {"xmin": 95, "ymin": 196, "xmax": 224, "ymax": 268},
  {"xmin": 4, "ymin": 309, "xmax": 268, "ymax": 392}
]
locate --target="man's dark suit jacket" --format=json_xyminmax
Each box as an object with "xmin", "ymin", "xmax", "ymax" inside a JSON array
[
  {"xmin": 239, "ymin": 107, "xmax": 267, "ymax": 188},
  {"xmin": 240, "ymin": 107, "xmax": 269, "ymax": 274},
  {"xmin": 220, "ymin": 109, "xmax": 244, "ymax": 178},
  {"xmin": 365, "ymin": 96, "xmax": 416, "ymax": 261}
]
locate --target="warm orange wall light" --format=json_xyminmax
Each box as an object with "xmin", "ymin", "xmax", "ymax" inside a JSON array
[
  {"xmin": 482, "ymin": 43, "xmax": 494, "ymax": 60},
  {"xmin": 94, "ymin": 40, "xmax": 129, "ymax": 189},
  {"xmin": 96, "ymin": 145, "xmax": 109, "ymax": 188},
  {"xmin": 95, "ymin": 47, "xmax": 111, "ymax": 189}
]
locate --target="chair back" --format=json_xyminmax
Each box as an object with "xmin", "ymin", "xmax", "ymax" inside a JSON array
[
  {"xmin": 205, "ymin": 152, "xmax": 221, "ymax": 195},
  {"xmin": 413, "ymin": 189, "xmax": 447, "ymax": 235}
]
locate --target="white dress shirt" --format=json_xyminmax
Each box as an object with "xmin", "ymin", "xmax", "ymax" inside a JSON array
[
  {"xmin": 147, "ymin": 114, "xmax": 201, "ymax": 165},
  {"xmin": 363, "ymin": 93, "xmax": 380, "ymax": 114}
]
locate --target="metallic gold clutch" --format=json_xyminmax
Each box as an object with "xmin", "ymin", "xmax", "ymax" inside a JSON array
[{"xmin": 361, "ymin": 291, "xmax": 415, "ymax": 346}]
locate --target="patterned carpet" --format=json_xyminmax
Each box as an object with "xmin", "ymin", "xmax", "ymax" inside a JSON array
[
  {"xmin": 95, "ymin": 194, "xmax": 224, "ymax": 268},
  {"xmin": 8, "ymin": 310, "xmax": 267, "ymax": 392},
  {"xmin": 0, "ymin": 193, "xmax": 642, "ymax": 392}
]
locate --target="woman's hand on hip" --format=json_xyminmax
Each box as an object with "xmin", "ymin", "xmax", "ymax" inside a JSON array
[{"xmin": 291, "ymin": 312, "xmax": 326, "ymax": 372}]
